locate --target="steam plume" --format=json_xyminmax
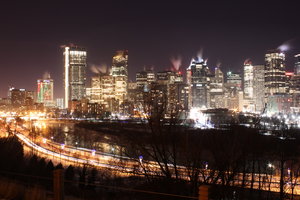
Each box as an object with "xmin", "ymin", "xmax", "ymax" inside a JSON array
[{"xmin": 170, "ymin": 56, "xmax": 182, "ymax": 71}]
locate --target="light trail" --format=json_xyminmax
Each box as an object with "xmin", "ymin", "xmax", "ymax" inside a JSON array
[
  {"xmin": 1, "ymin": 116, "xmax": 300, "ymax": 196},
  {"xmin": 14, "ymin": 129, "xmax": 300, "ymax": 195}
]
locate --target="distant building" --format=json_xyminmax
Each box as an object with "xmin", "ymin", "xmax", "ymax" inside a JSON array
[
  {"xmin": 56, "ymin": 98, "xmax": 64, "ymax": 109},
  {"xmin": 167, "ymin": 83, "xmax": 189, "ymax": 114},
  {"xmin": 265, "ymin": 49, "xmax": 286, "ymax": 99},
  {"xmin": 223, "ymin": 85, "xmax": 242, "ymax": 111},
  {"xmin": 87, "ymin": 76, "xmax": 102, "ymax": 104},
  {"xmin": 209, "ymin": 67, "xmax": 224, "ymax": 109},
  {"xmin": 253, "ymin": 65, "xmax": 265, "ymax": 113},
  {"xmin": 63, "ymin": 44, "xmax": 87, "ymax": 109},
  {"xmin": 9, "ymin": 88, "xmax": 34, "ymax": 109},
  {"xmin": 226, "ymin": 71, "xmax": 242, "ymax": 90},
  {"xmin": 266, "ymin": 94, "xmax": 293, "ymax": 114},
  {"xmin": 285, "ymin": 72, "xmax": 294, "ymax": 94},
  {"xmin": 295, "ymin": 54, "xmax": 300, "ymax": 75},
  {"xmin": 0, "ymin": 98, "xmax": 10, "ymax": 106},
  {"xmin": 286, "ymin": 72, "xmax": 300, "ymax": 108},
  {"xmin": 243, "ymin": 60, "xmax": 254, "ymax": 99},
  {"xmin": 157, "ymin": 71, "xmax": 183, "ymax": 85},
  {"xmin": 187, "ymin": 58, "xmax": 210, "ymax": 108},
  {"xmin": 111, "ymin": 50, "xmax": 128, "ymax": 106},
  {"xmin": 136, "ymin": 69, "xmax": 155, "ymax": 91},
  {"xmin": 37, "ymin": 72, "xmax": 54, "ymax": 107},
  {"xmin": 128, "ymin": 82, "xmax": 137, "ymax": 90},
  {"xmin": 10, "ymin": 88, "xmax": 26, "ymax": 108}
]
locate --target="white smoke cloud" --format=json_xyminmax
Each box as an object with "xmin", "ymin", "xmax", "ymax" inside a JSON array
[
  {"xmin": 170, "ymin": 56, "xmax": 182, "ymax": 71},
  {"xmin": 197, "ymin": 48, "xmax": 204, "ymax": 61},
  {"xmin": 278, "ymin": 43, "xmax": 290, "ymax": 52},
  {"xmin": 43, "ymin": 71, "xmax": 51, "ymax": 79},
  {"xmin": 277, "ymin": 38, "xmax": 298, "ymax": 52},
  {"xmin": 90, "ymin": 65, "xmax": 100, "ymax": 74},
  {"xmin": 90, "ymin": 64, "xmax": 110, "ymax": 74}
]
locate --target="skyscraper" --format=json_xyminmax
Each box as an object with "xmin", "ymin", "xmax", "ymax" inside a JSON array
[
  {"xmin": 112, "ymin": 50, "xmax": 128, "ymax": 77},
  {"xmin": 9, "ymin": 88, "xmax": 35, "ymax": 109},
  {"xmin": 136, "ymin": 69, "xmax": 156, "ymax": 90},
  {"xmin": 187, "ymin": 58, "xmax": 210, "ymax": 108},
  {"xmin": 295, "ymin": 54, "xmax": 300, "ymax": 75},
  {"xmin": 253, "ymin": 65, "xmax": 265, "ymax": 113},
  {"xmin": 156, "ymin": 71, "xmax": 183, "ymax": 85},
  {"xmin": 264, "ymin": 49, "xmax": 286, "ymax": 98},
  {"xmin": 243, "ymin": 60, "xmax": 254, "ymax": 99},
  {"xmin": 37, "ymin": 72, "xmax": 54, "ymax": 107},
  {"xmin": 226, "ymin": 71, "xmax": 242, "ymax": 90},
  {"xmin": 111, "ymin": 50, "xmax": 128, "ymax": 106},
  {"xmin": 209, "ymin": 67, "xmax": 224, "ymax": 108},
  {"xmin": 64, "ymin": 45, "xmax": 87, "ymax": 109}
]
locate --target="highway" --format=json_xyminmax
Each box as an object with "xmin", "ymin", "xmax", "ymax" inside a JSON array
[{"xmin": 1, "ymin": 121, "xmax": 300, "ymax": 196}]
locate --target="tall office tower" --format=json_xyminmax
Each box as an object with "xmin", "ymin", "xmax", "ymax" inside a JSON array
[
  {"xmin": 101, "ymin": 75, "xmax": 116, "ymax": 111},
  {"xmin": 285, "ymin": 72, "xmax": 294, "ymax": 94},
  {"xmin": 10, "ymin": 88, "xmax": 26, "ymax": 108},
  {"xmin": 188, "ymin": 57, "xmax": 210, "ymax": 108},
  {"xmin": 88, "ymin": 76, "xmax": 102, "ymax": 104},
  {"xmin": 63, "ymin": 45, "xmax": 87, "ymax": 109},
  {"xmin": 56, "ymin": 98, "xmax": 64, "ymax": 109},
  {"xmin": 156, "ymin": 71, "xmax": 183, "ymax": 85},
  {"xmin": 226, "ymin": 71, "xmax": 242, "ymax": 90},
  {"xmin": 9, "ymin": 88, "xmax": 34, "ymax": 108},
  {"xmin": 37, "ymin": 72, "xmax": 54, "ymax": 107},
  {"xmin": 136, "ymin": 69, "xmax": 156, "ymax": 90},
  {"xmin": 111, "ymin": 50, "xmax": 128, "ymax": 106},
  {"xmin": 265, "ymin": 49, "xmax": 286, "ymax": 98},
  {"xmin": 209, "ymin": 67, "xmax": 224, "ymax": 108},
  {"xmin": 253, "ymin": 65, "xmax": 265, "ymax": 113},
  {"xmin": 295, "ymin": 54, "xmax": 300, "ymax": 75},
  {"xmin": 243, "ymin": 60, "xmax": 254, "ymax": 99}
]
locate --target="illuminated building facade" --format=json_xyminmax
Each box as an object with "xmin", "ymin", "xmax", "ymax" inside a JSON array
[
  {"xmin": 56, "ymin": 98, "xmax": 64, "ymax": 109},
  {"xmin": 111, "ymin": 50, "xmax": 128, "ymax": 106},
  {"xmin": 243, "ymin": 60, "xmax": 254, "ymax": 99},
  {"xmin": 37, "ymin": 72, "xmax": 54, "ymax": 107},
  {"xmin": 264, "ymin": 50, "xmax": 286, "ymax": 98},
  {"xmin": 64, "ymin": 45, "xmax": 87, "ymax": 109},
  {"xmin": 295, "ymin": 54, "xmax": 300, "ymax": 75},
  {"xmin": 10, "ymin": 88, "xmax": 26, "ymax": 108},
  {"xmin": 167, "ymin": 83, "xmax": 189, "ymax": 113},
  {"xmin": 266, "ymin": 94, "xmax": 293, "ymax": 114},
  {"xmin": 136, "ymin": 69, "xmax": 156, "ymax": 90},
  {"xmin": 209, "ymin": 67, "xmax": 224, "ymax": 108},
  {"xmin": 157, "ymin": 71, "xmax": 183, "ymax": 85},
  {"xmin": 188, "ymin": 58, "xmax": 210, "ymax": 108},
  {"xmin": 226, "ymin": 71, "xmax": 242, "ymax": 90},
  {"xmin": 253, "ymin": 65, "xmax": 265, "ymax": 112},
  {"xmin": 9, "ymin": 88, "xmax": 35, "ymax": 109},
  {"xmin": 88, "ymin": 76, "xmax": 102, "ymax": 104}
]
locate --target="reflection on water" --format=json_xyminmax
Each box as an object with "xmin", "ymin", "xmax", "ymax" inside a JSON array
[{"xmin": 39, "ymin": 121, "xmax": 122, "ymax": 155}]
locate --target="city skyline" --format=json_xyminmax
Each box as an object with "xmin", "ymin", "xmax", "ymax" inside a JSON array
[
  {"xmin": 1, "ymin": 0, "xmax": 300, "ymax": 98},
  {"xmin": 1, "ymin": 2, "xmax": 300, "ymax": 199}
]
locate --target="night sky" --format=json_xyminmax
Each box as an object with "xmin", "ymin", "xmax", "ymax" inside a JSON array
[{"xmin": 0, "ymin": 0, "xmax": 300, "ymax": 98}]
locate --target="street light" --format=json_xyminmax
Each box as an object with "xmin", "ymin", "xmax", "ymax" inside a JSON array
[
  {"xmin": 268, "ymin": 163, "xmax": 274, "ymax": 169},
  {"xmin": 139, "ymin": 155, "xmax": 143, "ymax": 164},
  {"xmin": 91, "ymin": 149, "xmax": 96, "ymax": 157},
  {"xmin": 205, "ymin": 162, "xmax": 208, "ymax": 170},
  {"xmin": 60, "ymin": 144, "xmax": 65, "ymax": 164}
]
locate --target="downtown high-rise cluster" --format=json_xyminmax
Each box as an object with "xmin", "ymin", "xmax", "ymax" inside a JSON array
[
  {"xmin": 61, "ymin": 45, "xmax": 300, "ymax": 118},
  {"xmin": 1, "ymin": 45, "xmax": 300, "ymax": 119}
]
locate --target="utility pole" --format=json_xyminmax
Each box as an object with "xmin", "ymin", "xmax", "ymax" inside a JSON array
[
  {"xmin": 198, "ymin": 185, "xmax": 209, "ymax": 200},
  {"xmin": 53, "ymin": 169, "xmax": 64, "ymax": 200}
]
